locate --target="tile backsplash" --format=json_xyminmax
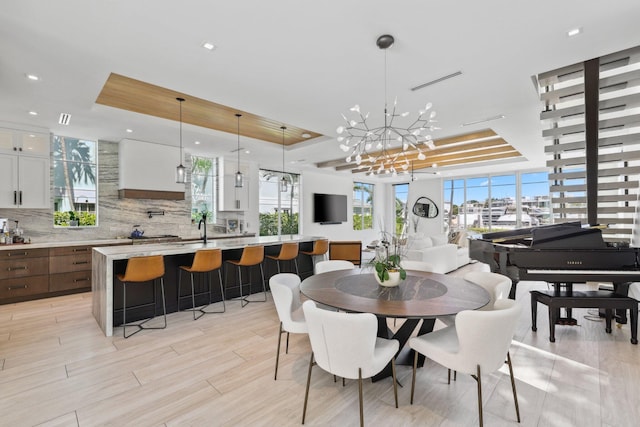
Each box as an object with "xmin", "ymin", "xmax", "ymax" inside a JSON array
[{"xmin": 0, "ymin": 140, "xmax": 204, "ymax": 243}]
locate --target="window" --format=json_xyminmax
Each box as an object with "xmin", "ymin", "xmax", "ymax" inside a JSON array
[
  {"xmin": 353, "ymin": 182, "xmax": 374, "ymax": 230},
  {"xmin": 394, "ymin": 183, "xmax": 409, "ymax": 235},
  {"xmin": 444, "ymin": 171, "xmax": 549, "ymax": 233},
  {"xmin": 191, "ymin": 156, "xmax": 217, "ymax": 223},
  {"xmin": 52, "ymin": 136, "xmax": 97, "ymax": 227},
  {"xmin": 259, "ymin": 170, "xmax": 300, "ymax": 236}
]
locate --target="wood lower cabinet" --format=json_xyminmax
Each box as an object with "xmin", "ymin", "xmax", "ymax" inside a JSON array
[
  {"xmin": 48, "ymin": 245, "xmax": 94, "ymax": 294},
  {"xmin": 0, "ymin": 248, "xmax": 49, "ymax": 301},
  {"xmin": 0, "ymin": 243, "xmax": 128, "ymax": 304}
]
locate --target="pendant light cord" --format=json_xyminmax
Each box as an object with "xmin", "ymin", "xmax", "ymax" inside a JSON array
[
  {"xmin": 281, "ymin": 126, "xmax": 286, "ymax": 174},
  {"xmin": 236, "ymin": 113, "xmax": 242, "ymax": 166},
  {"xmin": 177, "ymin": 97, "xmax": 185, "ymax": 162}
]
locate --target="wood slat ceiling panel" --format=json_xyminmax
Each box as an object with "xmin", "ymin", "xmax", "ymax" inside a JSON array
[
  {"xmin": 318, "ymin": 129, "xmax": 522, "ymax": 174},
  {"xmin": 95, "ymin": 73, "xmax": 323, "ymax": 146}
]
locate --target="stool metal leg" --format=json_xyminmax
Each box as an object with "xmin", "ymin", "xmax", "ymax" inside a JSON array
[
  {"xmin": 123, "ymin": 278, "xmax": 167, "ymax": 338},
  {"xmin": 200, "ymin": 269, "xmax": 226, "ymax": 314},
  {"xmin": 241, "ymin": 263, "xmax": 267, "ymax": 305}
]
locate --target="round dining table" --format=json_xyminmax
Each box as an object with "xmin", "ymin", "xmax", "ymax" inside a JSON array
[{"xmin": 300, "ymin": 268, "xmax": 490, "ymax": 381}]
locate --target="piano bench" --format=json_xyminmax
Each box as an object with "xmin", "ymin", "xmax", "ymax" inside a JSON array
[{"xmin": 530, "ymin": 290, "xmax": 638, "ymax": 345}]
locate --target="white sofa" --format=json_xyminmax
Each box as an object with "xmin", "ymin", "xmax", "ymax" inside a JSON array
[{"xmin": 405, "ymin": 232, "xmax": 470, "ymax": 274}]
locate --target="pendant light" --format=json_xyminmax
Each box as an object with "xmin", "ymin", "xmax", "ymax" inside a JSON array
[
  {"xmin": 175, "ymin": 97, "xmax": 186, "ymax": 183},
  {"xmin": 280, "ymin": 126, "xmax": 288, "ymax": 192},
  {"xmin": 234, "ymin": 113, "xmax": 244, "ymax": 188}
]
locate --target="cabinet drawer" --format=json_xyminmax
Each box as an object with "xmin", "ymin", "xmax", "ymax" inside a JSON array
[
  {"xmin": 49, "ymin": 271, "xmax": 92, "ymax": 292},
  {"xmin": 0, "ymin": 248, "xmax": 49, "ymax": 260},
  {"xmin": 0, "ymin": 257, "xmax": 49, "ymax": 279},
  {"xmin": 49, "ymin": 254, "xmax": 92, "ymax": 274},
  {"xmin": 0, "ymin": 275, "xmax": 49, "ymax": 299},
  {"xmin": 49, "ymin": 246, "xmax": 92, "ymax": 256}
]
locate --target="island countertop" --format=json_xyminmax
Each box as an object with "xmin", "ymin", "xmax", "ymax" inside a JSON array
[{"xmin": 92, "ymin": 235, "xmax": 325, "ymax": 336}]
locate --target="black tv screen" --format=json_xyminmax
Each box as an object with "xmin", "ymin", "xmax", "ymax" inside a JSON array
[{"xmin": 313, "ymin": 193, "xmax": 348, "ymax": 224}]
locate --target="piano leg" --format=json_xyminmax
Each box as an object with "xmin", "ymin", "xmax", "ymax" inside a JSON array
[
  {"xmin": 548, "ymin": 304, "xmax": 556, "ymax": 343},
  {"xmin": 531, "ymin": 292, "xmax": 538, "ymax": 332}
]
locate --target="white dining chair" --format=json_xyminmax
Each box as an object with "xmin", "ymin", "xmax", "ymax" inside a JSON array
[
  {"xmin": 314, "ymin": 259, "xmax": 355, "ymax": 274},
  {"xmin": 301, "ymin": 300, "xmax": 399, "ymax": 426},
  {"xmin": 463, "ymin": 271, "xmax": 512, "ymax": 310},
  {"xmin": 439, "ymin": 271, "xmax": 512, "ymax": 328},
  {"xmin": 270, "ymin": 273, "xmax": 307, "ymax": 380},
  {"xmin": 410, "ymin": 299, "xmax": 522, "ymax": 427}
]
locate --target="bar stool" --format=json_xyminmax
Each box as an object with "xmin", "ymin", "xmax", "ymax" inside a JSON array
[
  {"xmin": 266, "ymin": 242, "xmax": 299, "ymax": 275},
  {"xmin": 178, "ymin": 249, "xmax": 225, "ymax": 320},
  {"xmin": 226, "ymin": 245, "xmax": 266, "ymax": 307},
  {"xmin": 117, "ymin": 255, "xmax": 166, "ymax": 339},
  {"xmin": 300, "ymin": 239, "xmax": 329, "ymax": 271}
]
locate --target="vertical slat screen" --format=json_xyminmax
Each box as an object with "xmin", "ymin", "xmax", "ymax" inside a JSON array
[{"xmin": 538, "ymin": 45, "xmax": 640, "ymax": 242}]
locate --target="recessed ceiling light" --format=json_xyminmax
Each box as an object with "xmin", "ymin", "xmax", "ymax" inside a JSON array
[
  {"xmin": 25, "ymin": 74, "xmax": 40, "ymax": 81},
  {"xmin": 244, "ymin": 150, "xmax": 250, "ymax": 154},
  {"xmin": 567, "ymin": 27, "xmax": 582, "ymax": 37},
  {"xmin": 126, "ymin": 128, "xmax": 133, "ymax": 133},
  {"xmin": 301, "ymin": 133, "xmax": 311, "ymax": 138},
  {"xmin": 202, "ymin": 42, "xmax": 216, "ymax": 51},
  {"xmin": 29, "ymin": 134, "xmax": 36, "ymax": 138},
  {"xmin": 58, "ymin": 113, "xmax": 71, "ymax": 125},
  {"xmin": 194, "ymin": 140, "xmax": 201, "ymax": 145},
  {"xmin": 28, "ymin": 111, "xmax": 38, "ymax": 116}
]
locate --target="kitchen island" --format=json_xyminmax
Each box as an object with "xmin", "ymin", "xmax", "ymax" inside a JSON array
[{"xmin": 92, "ymin": 235, "xmax": 324, "ymax": 336}]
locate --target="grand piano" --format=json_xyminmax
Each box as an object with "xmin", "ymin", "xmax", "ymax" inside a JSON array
[
  {"xmin": 469, "ymin": 221, "xmax": 640, "ymax": 300},
  {"xmin": 470, "ymin": 221, "xmax": 639, "ymax": 343}
]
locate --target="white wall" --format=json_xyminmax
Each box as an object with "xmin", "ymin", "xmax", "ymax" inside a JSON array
[
  {"xmin": 407, "ymin": 178, "xmax": 445, "ymax": 236},
  {"xmin": 301, "ymin": 170, "xmax": 381, "ymax": 244}
]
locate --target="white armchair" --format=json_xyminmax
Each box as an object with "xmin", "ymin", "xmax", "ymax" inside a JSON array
[
  {"xmin": 410, "ymin": 299, "xmax": 522, "ymax": 426},
  {"xmin": 270, "ymin": 273, "xmax": 307, "ymax": 380},
  {"xmin": 400, "ymin": 260, "xmax": 435, "ymax": 272},
  {"xmin": 301, "ymin": 300, "xmax": 399, "ymax": 426}
]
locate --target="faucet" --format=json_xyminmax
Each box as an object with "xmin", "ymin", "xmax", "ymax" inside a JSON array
[{"xmin": 198, "ymin": 213, "xmax": 207, "ymax": 244}]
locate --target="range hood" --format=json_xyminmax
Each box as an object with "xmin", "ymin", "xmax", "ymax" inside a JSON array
[{"xmin": 118, "ymin": 139, "xmax": 185, "ymax": 200}]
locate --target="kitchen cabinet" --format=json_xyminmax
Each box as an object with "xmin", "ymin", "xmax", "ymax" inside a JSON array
[
  {"xmin": 49, "ymin": 245, "xmax": 92, "ymax": 292},
  {"xmin": 0, "ymin": 127, "xmax": 50, "ymax": 209},
  {"xmin": 0, "ymin": 248, "xmax": 50, "ymax": 301}
]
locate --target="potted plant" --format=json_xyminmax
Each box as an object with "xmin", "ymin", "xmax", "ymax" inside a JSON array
[
  {"xmin": 68, "ymin": 211, "xmax": 79, "ymax": 227},
  {"xmin": 371, "ymin": 232, "xmax": 407, "ymax": 287}
]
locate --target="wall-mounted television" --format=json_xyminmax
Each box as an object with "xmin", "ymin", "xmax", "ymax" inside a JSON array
[{"xmin": 313, "ymin": 193, "xmax": 348, "ymax": 224}]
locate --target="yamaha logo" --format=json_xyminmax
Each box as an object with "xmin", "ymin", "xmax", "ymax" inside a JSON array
[{"xmin": 566, "ymin": 260, "xmax": 583, "ymax": 265}]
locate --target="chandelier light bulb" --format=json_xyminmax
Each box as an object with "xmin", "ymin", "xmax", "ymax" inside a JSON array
[
  {"xmin": 337, "ymin": 136, "xmax": 344, "ymax": 142},
  {"xmin": 350, "ymin": 105, "xmax": 360, "ymax": 113},
  {"xmin": 349, "ymin": 120, "xmax": 357, "ymax": 127},
  {"xmin": 337, "ymin": 126, "xmax": 345, "ymax": 134},
  {"xmin": 340, "ymin": 144, "xmax": 350, "ymax": 152},
  {"xmin": 417, "ymin": 152, "xmax": 426, "ymax": 160},
  {"xmin": 346, "ymin": 155, "xmax": 352, "ymax": 162},
  {"xmin": 355, "ymin": 154, "xmax": 362, "ymax": 164},
  {"xmin": 401, "ymin": 112, "xmax": 409, "ymax": 117},
  {"xmin": 365, "ymin": 143, "xmax": 372, "ymax": 150}
]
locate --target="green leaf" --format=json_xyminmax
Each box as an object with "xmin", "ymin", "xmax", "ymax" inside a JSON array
[{"xmin": 399, "ymin": 269, "xmax": 407, "ymax": 280}]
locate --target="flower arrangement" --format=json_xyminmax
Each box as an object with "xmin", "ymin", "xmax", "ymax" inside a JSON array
[{"xmin": 371, "ymin": 230, "xmax": 407, "ymax": 285}]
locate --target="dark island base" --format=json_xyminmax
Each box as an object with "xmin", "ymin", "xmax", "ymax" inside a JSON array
[{"xmin": 112, "ymin": 241, "xmax": 315, "ymax": 326}]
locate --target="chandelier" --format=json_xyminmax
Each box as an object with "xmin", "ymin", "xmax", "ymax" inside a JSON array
[{"xmin": 337, "ymin": 34, "xmax": 439, "ymax": 176}]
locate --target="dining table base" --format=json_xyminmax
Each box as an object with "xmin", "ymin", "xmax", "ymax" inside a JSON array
[{"xmin": 373, "ymin": 317, "xmax": 436, "ymax": 382}]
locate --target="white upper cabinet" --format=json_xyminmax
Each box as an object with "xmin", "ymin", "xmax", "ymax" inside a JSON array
[
  {"xmin": 0, "ymin": 127, "xmax": 50, "ymax": 156},
  {"xmin": 0, "ymin": 126, "xmax": 50, "ymax": 209}
]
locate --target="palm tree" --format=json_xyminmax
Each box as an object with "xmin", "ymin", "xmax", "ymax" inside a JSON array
[{"xmin": 53, "ymin": 136, "xmax": 96, "ymax": 212}]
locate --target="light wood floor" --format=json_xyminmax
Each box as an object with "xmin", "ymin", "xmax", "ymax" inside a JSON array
[{"xmin": 1, "ymin": 272, "xmax": 639, "ymax": 426}]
